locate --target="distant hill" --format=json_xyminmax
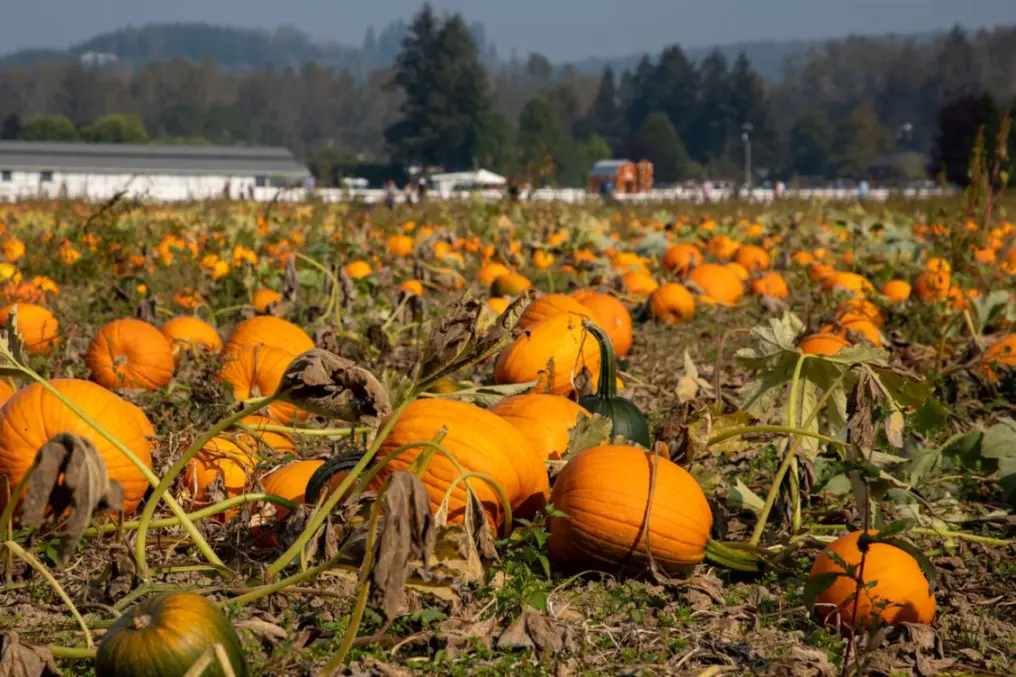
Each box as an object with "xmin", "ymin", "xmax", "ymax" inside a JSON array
[{"xmin": 0, "ymin": 21, "xmax": 940, "ymax": 81}]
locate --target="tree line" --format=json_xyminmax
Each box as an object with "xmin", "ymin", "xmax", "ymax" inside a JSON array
[{"xmin": 0, "ymin": 6, "xmax": 1013, "ymax": 186}]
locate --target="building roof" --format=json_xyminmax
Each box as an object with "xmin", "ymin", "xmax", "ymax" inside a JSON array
[
  {"xmin": 0, "ymin": 141, "xmax": 310, "ymax": 177},
  {"xmin": 430, "ymin": 169, "xmax": 507, "ymax": 187},
  {"xmin": 588, "ymin": 159, "xmax": 632, "ymax": 178}
]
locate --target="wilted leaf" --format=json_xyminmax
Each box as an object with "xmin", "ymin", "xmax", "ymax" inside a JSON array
[
  {"xmin": 727, "ymin": 480, "xmax": 765, "ymax": 515},
  {"xmin": 735, "ymin": 312, "xmax": 804, "ymax": 368},
  {"xmin": 432, "ymin": 485, "xmax": 497, "ymax": 582},
  {"xmin": 104, "ymin": 543, "xmax": 136, "ymax": 601},
  {"xmin": 429, "ymin": 380, "xmax": 539, "ymax": 407},
  {"xmin": 0, "ymin": 304, "xmax": 26, "ymax": 368},
  {"xmin": 371, "ymin": 472, "xmax": 436, "ymax": 621},
  {"xmin": 436, "ymin": 616, "xmax": 499, "ymax": 659},
  {"xmin": 562, "ymin": 414, "xmax": 612, "ymax": 459},
  {"xmin": 20, "ymin": 433, "xmax": 124, "ymax": 567},
  {"xmin": 380, "ymin": 369, "xmax": 416, "ymax": 409},
  {"xmin": 496, "ymin": 609, "xmax": 568, "ymax": 654},
  {"xmin": 277, "ymin": 349, "xmax": 390, "ymax": 424},
  {"xmin": 0, "ymin": 633, "xmax": 60, "ymax": 677}
]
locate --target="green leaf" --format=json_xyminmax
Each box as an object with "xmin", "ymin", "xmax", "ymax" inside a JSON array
[
  {"xmin": 803, "ymin": 572, "xmax": 846, "ymax": 612},
  {"xmin": 912, "ymin": 399, "xmax": 950, "ymax": 435},
  {"xmin": 981, "ymin": 418, "xmax": 1016, "ymax": 460},
  {"xmin": 727, "ymin": 479, "xmax": 765, "ymax": 515},
  {"xmin": 871, "ymin": 518, "xmax": 915, "ymax": 540},
  {"xmin": 998, "ymin": 457, "xmax": 1016, "ymax": 508},
  {"xmin": 871, "ymin": 367, "xmax": 934, "ymax": 410}
]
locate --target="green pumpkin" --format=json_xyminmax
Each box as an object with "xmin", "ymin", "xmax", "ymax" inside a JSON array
[
  {"xmin": 96, "ymin": 592, "xmax": 247, "ymax": 677},
  {"xmin": 579, "ymin": 322, "xmax": 651, "ymax": 448}
]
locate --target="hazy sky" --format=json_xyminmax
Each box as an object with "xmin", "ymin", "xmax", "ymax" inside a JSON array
[{"xmin": 4, "ymin": 0, "xmax": 1015, "ymax": 60}]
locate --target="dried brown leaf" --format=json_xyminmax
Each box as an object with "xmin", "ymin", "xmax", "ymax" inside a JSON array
[
  {"xmin": 496, "ymin": 609, "xmax": 568, "ymax": 654},
  {"xmin": 371, "ymin": 472, "xmax": 436, "ymax": 621},
  {"xmin": 562, "ymin": 414, "xmax": 612, "ymax": 460},
  {"xmin": 277, "ymin": 349, "xmax": 391, "ymax": 424},
  {"xmin": 103, "ymin": 543, "xmax": 136, "ymax": 601},
  {"xmin": 282, "ymin": 255, "xmax": 299, "ymax": 303},
  {"xmin": 20, "ymin": 433, "xmax": 124, "ymax": 567},
  {"xmin": 133, "ymin": 297, "xmax": 157, "ymax": 324},
  {"xmin": 0, "ymin": 634, "xmax": 61, "ymax": 677},
  {"xmin": 436, "ymin": 616, "xmax": 498, "ymax": 659}
]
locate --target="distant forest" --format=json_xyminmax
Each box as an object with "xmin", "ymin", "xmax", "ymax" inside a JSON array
[{"xmin": 0, "ymin": 11, "xmax": 1013, "ymax": 185}]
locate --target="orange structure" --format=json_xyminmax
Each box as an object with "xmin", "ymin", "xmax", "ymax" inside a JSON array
[{"xmin": 588, "ymin": 159, "xmax": 653, "ymax": 194}]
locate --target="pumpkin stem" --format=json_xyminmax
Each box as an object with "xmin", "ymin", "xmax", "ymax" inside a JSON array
[
  {"xmin": 132, "ymin": 613, "xmax": 152, "ymax": 630},
  {"xmin": 583, "ymin": 320, "xmax": 617, "ymax": 399}
]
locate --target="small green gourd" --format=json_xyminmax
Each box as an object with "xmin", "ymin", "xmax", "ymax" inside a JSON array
[{"xmin": 578, "ymin": 321, "xmax": 651, "ymax": 448}]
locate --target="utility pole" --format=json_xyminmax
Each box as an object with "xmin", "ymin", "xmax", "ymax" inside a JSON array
[{"xmin": 741, "ymin": 122, "xmax": 754, "ymax": 196}]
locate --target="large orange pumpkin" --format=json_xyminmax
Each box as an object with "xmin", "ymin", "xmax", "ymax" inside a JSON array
[
  {"xmin": 518, "ymin": 294, "xmax": 592, "ymax": 331},
  {"xmin": 548, "ymin": 445, "xmax": 712, "ymax": 574},
  {"xmin": 733, "ymin": 244, "xmax": 770, "ymax": 273},
  {"xmin": 686, "ymin": 264, "xmax": 744, "ymax": 306},
  {"xmin": 881, "ymin": 280, "xmax": 911, "ymax": 303},
  {"xmin": 490, "ymin": 394, "xmax": 590, "ymax": 461},
  {"xmin": 914, "ymin": 270, "xmax": 951, "ymax": 302},
  {"xmin": 750, "ymin": 272, "xmax": 789, "ymax": 299},
  {"xmin": 86, "ymin": 319, "xmax": 175, "ymax": 391},
  {"xmin": 799, "ymin": 333, "xmax": 852, "ymax": 356},
  {"xmin": 223, "ymin": 316, "xmax": 314, "ymax": 356},
  {"xmin": 620, "ymin": 270, "xmax": 659, "ymax": 296},
  {"xmin": 495, "ymin": 312, "xmax": 601, "ymax": 397},
  {"xmin": 648, "ymin": 283, "xmax": 696, "ymax": 324},
  {"xmin": 219, "ymin": 344, "xmax": 302, "ymax": 423},
  {"xmin": 0, "ymin": 303, "xmax": 59, "ymax": 356},
  {"xmin": 0, "ymin": 380, "xmax": 14, "ymax": 408},
  {"xmin": 161, "ymin": 316, "xmax": 222, "ymax": 359},
  {"xmin": 810, "ymin": 530, "xmax": 936, "ymax": 630},
  {"xmin": 0, "ymin": 379, "xmax": 153, "ymax": 513},
  {"xmin": 376, "ymin": 399, "xmax": 550, "ymax": 527},
  {"xmin": 572, "ymin": 291, "xmax": 633, "ymax": 357}
]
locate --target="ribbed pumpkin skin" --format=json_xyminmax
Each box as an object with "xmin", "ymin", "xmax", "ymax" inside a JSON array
[
  {"xmin": 490, "ymin": 394, "xmax": 590, "ymax": 461},
  {"xmin": 96, "ymin": 592, "xmax": 247, "ymax": 677},
  {"xmin": 548, "ymin": 445, "xmax": 712, "ymax": 575},
  {"xmin": 572, "ymin": 291, "xmax": 633, "ymax": 357},
  {"xmin": 377, "ymin": 399, "xmax": 549, "ymax": 527},
  {"xmin": 0, "ymin": 379, "xmax": 152, "ymax": 513},
  {"xmin": 87, "ymin": 319, "xmax": 175, "ymax": 391},
  {"xmin": 686, "ymin": 264, "xmax": 744, "ymax": 306},
  {"xmin": 0, "ymin": 303, "xmax": 60, "ymax": 355},
  {"xmin": 810, "ymin": 530, "xmax": 936, "ymax": 630},
  {"xmin": 223, "ymin": 316, "xmax": 314, "ymax": 356},
  {"xmin": 219, "ymin": 344, "xmax": 302, "ymax": 423},
  {"xmin": 162, "ymin": 317, "xmax": 222, "ymax": 358},
  {"xmin": 0, "ymin": 380, "xmax": 14, "ymax": 408},
  {"xmin": 494, "ymin": 313, "xmax": 601, "ymax": 397},
  {"xmin": 518, "ymin": 295, "xmax": 592, "ymax": 330}
]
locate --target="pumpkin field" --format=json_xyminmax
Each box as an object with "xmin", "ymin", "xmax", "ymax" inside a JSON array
[{"xmin": 1, "ymin": 194, "xmax": 1016, "ymax": 677}]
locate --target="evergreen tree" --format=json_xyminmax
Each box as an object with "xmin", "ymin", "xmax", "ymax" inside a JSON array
[
  {"xmin": 628, "ymin": 112, "xmax": 690, "ymax": 182},
  {"xmin": 649, "ymin": 45, "xmax": 699, "ymax": 139},
  {"xmin": 583, "ymin": 66, "xmax": 621, "ymax": 148},
  {"xmin": 474, "ymin": 111, "xmax": 517, "ymax": 175},
  {"xmin": 833, "ymin": 101, "xmax": 893, "ymax": 177},
  {"xmin": 930, "ymin": 92, "xmax": 1002, "ymax": 186},
  {"xmin": 788, "ymin": 109, "xmax": 834, "ymax": 177},
  {"xmin": 0, "ymin": 114, "xmax": 20, "ymax": 140},
  {"xmin": 623, "ymin": 56, "xmax": 656, "ymax": 143},
  {"xmin": 689, "ymin": 50, "xmax": 731, "ymax": 163},
  {"xmin": 585, "ymin": 134, "xmax": 613, "ymax": 165},
  {"xmin": 384, "ymin": 4, "xmax": 490, "ymax": 170},
  {"xmin": 727, "ymin": 53, "xmax": 777, "ymax": 170},
  {"xmin": 517, "ymin": 96, "xmax": 562, "ymax": 180}
]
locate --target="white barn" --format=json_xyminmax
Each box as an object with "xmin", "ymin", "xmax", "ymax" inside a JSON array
[{"xmin": 0, "ymin": 141, "xmax": 312, "ymax": 202}]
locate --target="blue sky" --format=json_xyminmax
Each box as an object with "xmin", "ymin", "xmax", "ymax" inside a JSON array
[{"xmin": 4, "ymin": 0, "xmax": 1014, "ymax": 60}]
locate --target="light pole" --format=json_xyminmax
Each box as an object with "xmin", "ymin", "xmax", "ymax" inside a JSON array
[{"xmin": 741, "ymin": 122, "xmax": 754, "ymax": 194}]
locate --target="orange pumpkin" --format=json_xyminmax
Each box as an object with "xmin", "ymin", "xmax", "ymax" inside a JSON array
[
  {"xmin": 0, "ymin": 303, "xmax": 59, "ymax": 355},
  {"xmin": 881, "ymin": 280, "xmax": 911, "ymax": 303},
  {"xmin": 733, "ymin": 244, "xmax": 770, "ymax": 273},
  {"xmin": 648, "ymin": 283, "xmax": 695, "ymax": 323},
  {"xmin": 490, "ymin": 394, "xmax": 590, "ymax": 461},
  {"xmin": 399, "ymin": 279, "xmax": 424, "ymax": 296},
  {"xmin": 548, "ymin": 445, "xmax": 712, "ymax": 574},
  {"xmin": 824, "ymin": 272, "xmax": 874, "ymax": 297},
  {"xmin": 487, "ymin": 297, "xmax": 510, "ymax": 314},
  {"xmin": 750, "ymin": 272, "xmax": 789, "ymax": 299},
  {"xmin": 344, "ymin": 260, "xmax": 372, "ymax": 279},
  {"xmin": 0, "ymin": 380, "xmax": 14, "ymax": 407},
  {"xmin": 86, "ymin": 319, "xmax": 175, "ymax": 391},
  {"xmin": 252, "ymin": 288, "xmax": 282, "ymax": 312},
  {"xmin": 799, "ymin": 332, "xmax": 852, "ymax": 356},
  {"xmin": 810, "ymin": 530, "xmax": 936, "ymax": 630},
  {"xmin": 707, "ymin": 234, "xmax": 740, "ymax": 260},
  {"xmin": 219, "ymin": 344, "xmax": 302, "ymax": 423},
  {"xmin": 620, "ymin": 270, "xmax": 659, "ymax": 296},
  {"xmin": 477, "ymin": 262, "xmax": 512, "ymax": 286},
  {"xmin": 386, "ymin": 234, "xmax": 415, "ymax": 258},
  {"xmin": 495, "ymin": 312, "xmax": 601, "ymax": 397},
  {"xmin": 0, "ymin": 379, "xmax": 153, "ymax": 513},
  {"xmin": 491, "ymin": 273, "xmax": 532, "ymax": 297},
  {"xmin": 982, "ymin": 334, "xmax": 1016, "ymax": 382},
  {"xmin": 376, "ymin": 399, "xmax": 550, "ymax": 527},
  {"xmin": 518, "ymin": 294, "xmax": 592, "ymax": 330},
  {"xmin": 224, "ymin": 316, "xmax": 314, "ymax": 357},
  {"xmin": 181, "ymin": 436, "xmax": 257, "ymax": 513},
  {"xmin": 260, "ymin": 459, "xmax": 348, "ymax": 522},
  {"xmin": 686, "ymin": 263, "xmax": 744, "ymax": 306},
  {"xmin": 572, "ymin": 291, "xmax": 633, "ymax": 358},
  {"xmin": 913, "ymin": 270, "xmax": 951, "ymax": 302},
  {"xmin": 161, "ymin": 316, "xmax": 222, "ymax": 359},
  {"xmin": 661, "ymin": 243, "xmax": 703, "ymax": 274}
]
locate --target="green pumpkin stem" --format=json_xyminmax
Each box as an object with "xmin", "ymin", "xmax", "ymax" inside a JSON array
[
  {"xmin": 584, "ymin": 320, "xmax": 617, "ymax": 399},
  {"xmin": 705, "ymin": 538, "xmax": 762, "ymax": 573}
]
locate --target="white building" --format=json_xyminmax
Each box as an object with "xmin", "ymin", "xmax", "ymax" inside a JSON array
[{"xmin": 0, "ymin": 141, "xmax": 311, "ymax": 202}]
